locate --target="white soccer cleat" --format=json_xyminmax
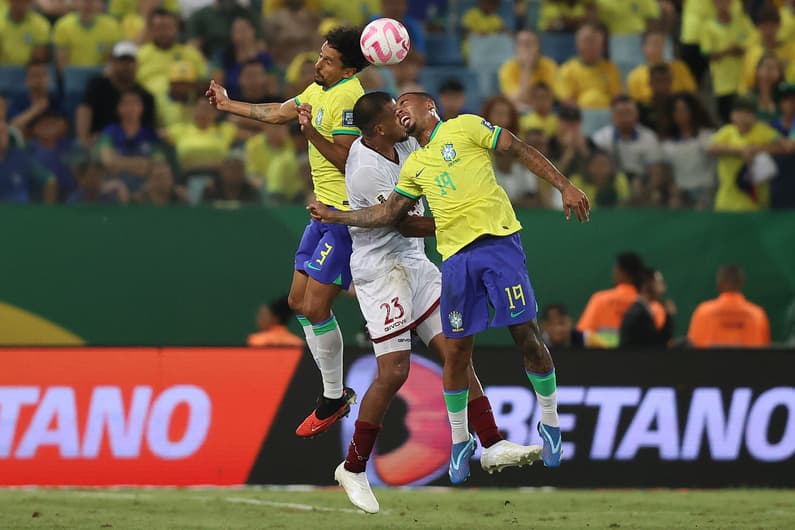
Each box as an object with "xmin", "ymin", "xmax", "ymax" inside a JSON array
[
  {"xmin": 334, "ymin": 462, "xmax": 380, "ymax": 514},
  {"xmin": 480, "ymin": 440, "xmax": 543, "ymax": 474}
]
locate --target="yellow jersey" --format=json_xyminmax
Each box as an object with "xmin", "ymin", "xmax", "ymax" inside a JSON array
[
  {"xmin": 0, "ymin": 10, "xmax": 51, "ymax": 66},
  {"xmin": 395, "ymin": 115, "xmax": 522, "ymax": 260},
  {"xmin": 710, "ymin": 122, "xmax": 779, "ymax": 211},
  {"xmin": 461, "ymin": 7, "xmax": 504, "ymax": 34},
  {"xmin": 137, "ymin": 43, "xmax": 208, "ymax": 97},
  {"xmin": 627, "ymin": 60, "xmax": 698, "ymax": 104},
  {"xmin": 700, "ymin": 14, "xmax": 757, "ymax": 96},
  {"xmin": 519, "ymin": 112, "xmax": 558, "ymax": 138},
  {"xmin": 108, "ymin": 0, "xmax": 178, "ymax": 17},
  {"xmin": 681, "ymin": 0, "xmax": 743, "ymax": 45},
  {"xmin": 555, "ymin": 58, "xmax": 623, "ymax": 109},
  {"xmin": 597, "ymin": 0, "xmax": 660, "ymax": 35},
  {"xmin": 740, "ymin": 42, "xmax": 795, "ymax": 93},
  {"xmin": 167, "ymin": 121, "xmax": 238, "ymax": 169},
  {"xmin": 245, "ymin": 134, "xmax": 304, "ymax": 201},
  {"xmin": 294, "ymin": 75, "xmax": 363, "ymax": 210},
  {"xmin": 538, "ymin": 2, "xmax": 587, "ymax": 31},
  {"xmin": 498, "ymin": 56, "xmax": 558, "ymax": 98},
  {"xmin": 52, "ymin": 13, "xmax": 120, "ymax": 67}
]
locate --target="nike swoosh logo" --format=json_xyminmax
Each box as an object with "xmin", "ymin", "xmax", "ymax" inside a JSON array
[
  {"xmin": 510, "ymin": 309, "xmax": 526, "ymax": 318},
  {"xmin": 415, "ymin": 168, "xmax": 425, "ymax": 177},
  {"xmin": 450, "ymin": 438, "xmax": 472, "ymax": 471},
  {"xmin": 306, "ymin": 262, "xmax": 322, "ymax": 271},
  {"xmin": 539, "ymin": 424, "xmax": 561, "ymax": 454}
]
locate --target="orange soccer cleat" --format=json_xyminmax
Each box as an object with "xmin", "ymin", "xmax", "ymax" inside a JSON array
[{"xmin": 295, "ymin": 387, "xmax": 357, "ymax": 438}]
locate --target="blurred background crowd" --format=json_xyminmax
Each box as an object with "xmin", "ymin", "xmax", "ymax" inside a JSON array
[{"xmin": 1, "ymin": 0, "xmax": 795, "ymax": 210}]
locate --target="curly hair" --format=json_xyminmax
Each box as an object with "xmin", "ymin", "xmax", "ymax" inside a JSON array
[{"xmin": 325, "ymin": 26, "xmax": 370, "ymax": 73}]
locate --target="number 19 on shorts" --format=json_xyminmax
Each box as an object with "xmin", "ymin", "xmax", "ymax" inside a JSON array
[{"xmin": 504, "ymin": 284, "xmax": 526, "ymax": 310}]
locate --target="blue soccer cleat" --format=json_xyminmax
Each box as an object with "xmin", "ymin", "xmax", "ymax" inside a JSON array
[
  {"xmin": 537, "ymin": 422, "xmax": 563, "ymax": 467},
  {"xmin": 449, "ymin": 434, "xmax": 477, "ymax": 484}
]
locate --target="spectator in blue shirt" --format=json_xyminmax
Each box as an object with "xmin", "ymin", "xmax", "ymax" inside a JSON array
[
  {"xmin": 97, "ymin": 90, "xmax": 164, "ymax": 193},
  {"xmin": 67, "ymin": 160, "xmax": 128, "ymax": 204},
  {"xmin": 0, "ymin": 121, "xmax": 57, "ymax": 203},
  {"xmin": 27, "ymin": 112, "xmax": 80, "ymax": 201},
  {"xmin": 8, "ymin": 60, "xmax": 64, "ymax": 138}
]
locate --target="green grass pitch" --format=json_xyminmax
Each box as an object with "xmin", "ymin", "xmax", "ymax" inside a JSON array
[{"xmin": 0, "ymin": 487, "xmax": 792, "ymax": 529}]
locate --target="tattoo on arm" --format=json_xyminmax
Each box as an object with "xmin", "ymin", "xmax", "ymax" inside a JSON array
[
  {"xmin": 332, "ymin": 192, "xmax": 417, "ymax": 227},
  {"xmin": 503, "ymin": 132, "xmax": 570, "ymax": 191},
  {"xmin": 249, "ymin": 103, "xmax": 277, "ymax": 121}
]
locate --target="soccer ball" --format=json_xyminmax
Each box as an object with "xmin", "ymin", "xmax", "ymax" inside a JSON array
[{"xmin": 360, "ymin": 18, "xmax": 411, "ymax": 66}]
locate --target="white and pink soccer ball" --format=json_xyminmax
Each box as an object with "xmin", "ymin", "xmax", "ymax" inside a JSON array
[{"xmin": 360, "ymin": 18, "xmax": 411, "ymax": 66}]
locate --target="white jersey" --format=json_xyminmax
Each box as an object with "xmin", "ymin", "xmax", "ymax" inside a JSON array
[
  {"xmin": 344, "ymin": 136, "xmax": 443, "ymax": 352},
  {"xmin": 345, "ymin": 136, "xmax": 426, "ymax": 280}
]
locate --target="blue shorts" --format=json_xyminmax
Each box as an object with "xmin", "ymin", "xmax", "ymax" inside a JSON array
[
  {"xmin": 295, "ymin": 216, "xmax": 353, "ymax": 289},
  {"xmin": 440, "ymin": 233, "xmax": 537, "ymax": 338}
]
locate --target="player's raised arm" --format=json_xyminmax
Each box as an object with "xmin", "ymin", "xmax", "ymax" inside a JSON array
[
  {"xmin": 308, "ymin": 191, "xmax": 417, "ymax": 228},
  {"xmin": 205, "ymin": 80, "xmax": 298, "ymax": 124},
  {"xmin": 496, "ymin": 128, "xmax": 591, "ymax": 222}
]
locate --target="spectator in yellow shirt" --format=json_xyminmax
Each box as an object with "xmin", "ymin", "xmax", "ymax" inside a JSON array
[
  {"xmin": 555, "ymin": 23, "xmax": 622, "ymax": 109},
  {"xmin": 700, "ymin": 0, "xmax": 757, "ymax": 123},
  {"xmin": 462, "ymin": 0, "xmax": 503, "ymax": 36},
  {"xmin": 499, "ymin": 30, "xmax": 558, "ymax": 113},
  {"xmin": 707, "ymin": 97, "xmax": 784, "ymax": 211},
  {"xmin": 680, "ymin": 0, "xmax": 743, "ymax": 86},
  {"xmin": 519, "ymin": 82, "xmax": 559, "ymax": 138},
  {"xmin": 53, "ymin": 0, "xmax": 120, "ymax": 71},
  {"xmin": 627, "ymin": 31, "xmax": 698, "ymax": 105},
  {"xmin": 570, "ymin": 149, "xmax": 630, "ymax": 208},
  {"xmin": 0, "ymin": 0, "xmax": 50, "ymax": 65},
  {"xmin": 164, "ymin": 97, "xmax": 237, "ymax": 177},
  {"xmin": 245, "ymin": 122, "xmax": 307, "ymax": 204},
  {"xmin": 137, "ymin": 8, "xmax": 208, "ymax": 98},
  {"xmin": 741, "ymin": 7, "xmax": 795, "ymax": 94},
  {"xmin": 538, "ymin": 0, "xmax": 594, "ymax": 32},
  {"xmin": 155, "ymin": 61, "xmax": 198, "ymax": 129}
]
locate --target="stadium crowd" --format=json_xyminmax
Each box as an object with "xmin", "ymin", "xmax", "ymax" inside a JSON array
[{"xmin": 0, "ymin": 0, "xmax": 794, "ymax": 209}]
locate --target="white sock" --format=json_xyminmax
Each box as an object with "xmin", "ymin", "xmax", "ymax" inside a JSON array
[
  {"xmin": 297, "ymin": 316, "xmax": 318, "ymax": 358},
  {"xmin": 312, "ymin": 315, "xmax": 344, "ymax": 400},
  {"xmin": 448, "ymin": 409, "xmax": 469, "ymax": 444},
  {"xmin": 536, "ymin": 391, "xmax": 559, "ymax": 428}
]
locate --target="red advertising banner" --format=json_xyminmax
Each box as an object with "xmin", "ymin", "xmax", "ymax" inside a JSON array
[{"xmin": 0, "ymin": 347, "xmax": 302, "ymax": 485}]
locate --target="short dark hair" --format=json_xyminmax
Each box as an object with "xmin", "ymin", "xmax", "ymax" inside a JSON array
[
  {"xmin": 611, "ymin": 94, "xmax": 635, "ymax": 108},
  {"xmin": 325, "ymin": 26, "xmax": 370, "ymax": 72},
  {"xmin": 641, "ymin": 29, "xmax": 666, "ymax": 44},
  {"xmin": 401, "ymin": 91, "xmax": 436, "ymax": 103},
  {"xmin": 558, "ymin": 104, "xmax": 582, "ymax": 122},
  {"xmin": 541, "ymin": 304, "xmax": 569, "ymax": 321},
  {"xmin": 531, "ymin": 81, "xmax": 552, "ymax": 93},
  {"xmin": 269, "ymin": 296, "xmax": 293, "ymax": 325},
  {"xmin": 149, "ymin": 7, "xmax": 179, "ymax": 22},
  {"xmin": 439, "ymin": 78, "xmax": 465, "ymax": 95},
  {"xmin": 733, "ymin": 95, "xmax": 757, "ymax": 113},
  {"xmin": 616, "ymin": 252, "xmax": 645, "ymax": 278},
  {"xmin": 353, "ymin": 91, "xmax": 393, "ymax": 134},
  {"xmin": 717, "ymin": 264, "xmax": 745, "ymax": 290},
  {"xmin": 757, "ymin": 6, "xmax": 781, "ymax": 25}
]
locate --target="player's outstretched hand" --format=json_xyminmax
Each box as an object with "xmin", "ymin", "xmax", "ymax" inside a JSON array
[
  {"xmin": 205, "ymin": 80, "xmax": 229, "ymax": 110},
  {"xmin": 562, "ymin": 183, "xmax": 590, "ymax": 223},
  {"xmin": 307, "ymin": 200, "xmax": 332, "ymax": 222}
]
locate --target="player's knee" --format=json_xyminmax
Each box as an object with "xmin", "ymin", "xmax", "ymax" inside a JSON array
[
  {"xmin": 287, "ymin": 293, "xmax": 303, "ymax": 315},
  {"xmin": 378, "ymin": 354, "xmax": 410, "ymax": 390}
]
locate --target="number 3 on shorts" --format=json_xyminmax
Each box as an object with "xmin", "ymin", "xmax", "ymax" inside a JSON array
[
  {"xmin": 504, "ymin": 284, "xmax": 526, "ymax": 310},
  {"xmin": 380, "ymin": 297, "xmax": 405, "ymax": 325}
]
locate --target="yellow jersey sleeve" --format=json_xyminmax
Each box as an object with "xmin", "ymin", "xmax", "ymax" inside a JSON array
[
  {"xmin": 456, "ymin": 113, "xmax": 503, "ymax": 150},
  {"xmin": 710, "ymin": 125, "xmax": 733, "ymax": 145}
]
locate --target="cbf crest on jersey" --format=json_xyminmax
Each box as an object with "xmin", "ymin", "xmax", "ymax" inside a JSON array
[
  {"xmin": 448, "ymin": 310, "xmax": 463, "ymax": 332},
  {"xmin": 315, "ymin": 108, "xmax": 324, "ymax": 126},
  {"xmin": 441, "ymin": 143, "xmax": 457, "ymax": 162}
]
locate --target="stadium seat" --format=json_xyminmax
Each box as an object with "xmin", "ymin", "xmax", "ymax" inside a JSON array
[
  {"xmin": 540, "ymin": 32, "xmax": 577, "ymax": 64},
  {"xmin": 425, "ymin": 33, "xmax": 464, "ymax": 66},
  {"xmin": 467, "ymin": 34, "xmax": 514, "ymax": 100},
  {"xmin": 62, "ymin": 66, "xmax": 102, "ymax": 119},
  {"xmin": 419, "ymin": 66, "xmax": 483, "ymax": 113},
  {"xmin": 609, "ymin": 34, "xmax": 644, "ymax": 79},
  {"xmin": 0, "ymin": 66, "xmax": 28, "ymax": 100},
  {"xmin": 580, "ymin": 108, "xmax": 612, "ymax": 137}
]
